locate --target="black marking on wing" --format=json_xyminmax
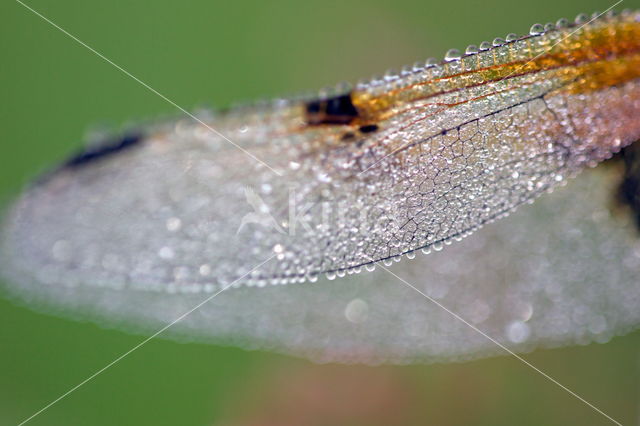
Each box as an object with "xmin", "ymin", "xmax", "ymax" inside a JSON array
[
  {"xmin": 616, "ymin": 142, "xmax": 640, "ymax": 230},
  {"xmin": 63, "ymin": 133, "xmax": 144, "ymax": 169},
  {"xmin": 359, "ymin": 124, "xmax": 379, "ymax": 133},
  {"xmin": 32, "ymin": 132, "xmax": 145, "ymax": 187},
  {"xmin": 305, "ymin": 93, "xmax": 360, "ymax": 125}
]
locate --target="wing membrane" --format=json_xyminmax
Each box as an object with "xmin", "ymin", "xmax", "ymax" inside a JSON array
[
  {"xmin": 3, "ymin": 164, "xmax": 639, "ymax": 363},
  {"xmin": 4, "ymin": 78, "xmax": 639, "ymax": 290},
  {"xmin": 2, "ymin": 11, "xmax": 640, "ymax": 363}
]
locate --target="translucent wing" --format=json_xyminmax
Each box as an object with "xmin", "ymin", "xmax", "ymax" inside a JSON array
[
  {"xmin": 2, "ymin": 11, "xmax": 640, "ymax": 363},
  {"xmin": 3, "ymin": 163, "xmax": 639, "ymax": 363}
]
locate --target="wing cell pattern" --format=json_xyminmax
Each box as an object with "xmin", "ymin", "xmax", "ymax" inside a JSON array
[{"xmin": 2, "ymin": 10, "xmax": 640, "ymax": 363}]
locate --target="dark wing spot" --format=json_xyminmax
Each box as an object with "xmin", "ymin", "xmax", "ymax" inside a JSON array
[
  {"xmin": 359, "ymin": 124, "xmax": 379, "ymax": 133},
  {"xmin": 617, "ymin": 142, "xmax": 640, "ymax": 230},
  {"xmin": 305, "ymin": 93, "xmax": 360, "ymax": 125},
  {"xmin": 32, "ymin": 132, "xmax": 145, "ymax": 187},
  {"xmin": 63, "ymin": 133, "xmax": 144, "ymax": 169},
  {"xmin": 341, "ymin": 132, "xmax": 356, "ymax": 141}
]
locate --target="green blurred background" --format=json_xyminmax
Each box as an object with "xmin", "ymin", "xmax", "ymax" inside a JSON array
[{"xmin": 1, "ymin": 1, "xmax": 639, "ymax": 425}]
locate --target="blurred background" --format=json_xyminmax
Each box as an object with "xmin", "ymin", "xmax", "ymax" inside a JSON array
[{"xmin": 1, "ymin": 0, "xmax": 639, "ymax": 425}]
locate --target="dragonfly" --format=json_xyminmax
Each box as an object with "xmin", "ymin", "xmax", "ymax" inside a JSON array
[{"xmin": 2, "ymin": 10, "xmax": 640, "ymax": 363}]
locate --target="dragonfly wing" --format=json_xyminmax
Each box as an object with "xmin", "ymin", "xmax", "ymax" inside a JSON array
[
  {"xmin": 3, "ymin": 78, "xmax": 640, "ymax": 291},
  {"xmin": 3, "ymin": 163, "xmax": 638, "ymax": 363},
  {"xmin": 4, "ymin": 12, "xmax": 640, "ymax": 289},
  {"xmin": 2, "ymin": 12, "xmax": 640, "ymax": 363}
]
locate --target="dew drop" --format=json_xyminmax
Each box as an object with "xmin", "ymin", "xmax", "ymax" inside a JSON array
[
  {"xmin": 166, "ymin": 217, "xmax": 182, "ymax": 232},
  {"xmin": 158, "ymin": 246, "xmax": 175, "ymax": 260},
  {"xmin": 384, "ymin": 69, "xmax": 399, "ymax": 81},
  {"xmin": 505, "ymin": 33, "xmax": 518, "ymax": 42},
  {"xmin": 518, "ymin": 302, "xmax": 533, "ymax": 322},
  {"xmin": 425, "ymin": 57, "xmax": 438, "ymax": 68},
  {"xmin": 344, "ymin": 298, "xmax": 369, "ymax": 324},
  {"xmin": 199, "ymin": 264, "xmax": 211, "ymax": 276},
  {"xmin": 507, "ymin": 321, "xmax": 531, "ymax": 343},
  {"xmin": 444, "ymin": 49, "xmax": 461, "ymax": 62},
  {"xmin": 464, "ymin": 45, "xmax": 479, "ymax": 55},
  {"xmin": 289, "ymin": 161, "xmax": 301, "ymax": 170},
  {"xmin": 529, "ymin": 23, "xmax": 544, "ymax": 35},
  {"xmin": 400, "ymin": 65, "xmax": 413, "ymax": 76},
  {"xmin": 575, "ymin": 13, "xmax": 589, "ymax": 24},
  {"xmin": 260, "ymin": 183, "xmax": 272, "ymax": 194}
]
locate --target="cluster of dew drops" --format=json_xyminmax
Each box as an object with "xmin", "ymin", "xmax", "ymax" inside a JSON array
[{"xmin": 309, "ymin": 10, "xmax": 623, "ymax": 285}]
